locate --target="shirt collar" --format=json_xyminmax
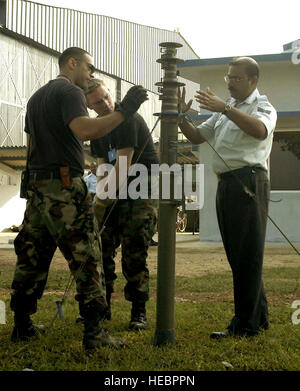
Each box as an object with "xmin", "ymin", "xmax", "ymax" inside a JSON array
[{"xmin": 231, "ymin": 88, "xmax": 260, "ymax": 106}]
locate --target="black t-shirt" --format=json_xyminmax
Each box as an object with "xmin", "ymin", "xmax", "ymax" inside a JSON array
[
  {"xmin": 90, "ymin": 111, "xmax": 159, "ymax": 169},
  {"xmin": 25, "ymin": 78, "xmax": 88, "ymax": 174}
]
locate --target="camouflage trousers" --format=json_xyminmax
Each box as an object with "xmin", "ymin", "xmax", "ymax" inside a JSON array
[
  {"xmin": 95, "ymin": 198, "xmax": 158, "ymax": 303},
  {"xmin": 10, "ymin": 177, "xmax": 107, "ymax": 316}
]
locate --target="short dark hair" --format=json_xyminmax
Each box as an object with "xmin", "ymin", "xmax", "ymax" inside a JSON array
[
  {"xmin": 84, "ymin": 78, "xmax": 106, "ymax": 96},
  {"xmin": 229, "ymin": 57, "xmax": 260, "ymax": 79},
  {"xmin": 58, "ymin": 47, "xmax": 90, "ymax": 68}
]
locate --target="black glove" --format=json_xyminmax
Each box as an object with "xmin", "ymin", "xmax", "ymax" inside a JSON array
[{"xmin": 118, "ymin": 85, "xmax": 148, "ymax": 118}]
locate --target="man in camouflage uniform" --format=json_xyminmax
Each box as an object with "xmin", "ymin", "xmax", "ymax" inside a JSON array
[
  {"xmin": 10, "ymin": 47, "xmax": 148, "ymax": 351},
  {"xmin": 85, "ymin": 79, "xmax": 158, "ymax": 330}
]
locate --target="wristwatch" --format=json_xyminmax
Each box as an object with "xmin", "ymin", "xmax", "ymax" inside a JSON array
[{"xmin": 222, "ymin": 103, "xmax": 232, "ymax": 115}]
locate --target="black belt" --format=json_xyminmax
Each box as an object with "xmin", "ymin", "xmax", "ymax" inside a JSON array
[
  {"xmin": 29, "ymin": 170, "xmax": 82, "ymax": 181},
  {"xmin": 217, "ymin": 166, "xmax": 267, "ymax": 181}
]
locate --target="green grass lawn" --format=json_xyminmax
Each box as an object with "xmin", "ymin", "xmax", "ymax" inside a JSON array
[{"xmin": 0, "ymin": 265, "xmax": 300, "ymax": 371}]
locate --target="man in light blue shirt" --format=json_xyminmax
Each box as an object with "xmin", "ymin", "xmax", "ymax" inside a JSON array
[
  {"xmin": 179, "ymin": 57, "xmax": 277, "ymax": 339},
  {"xmin": 84, "ymin": 162, "xmax": 97, "ymax": 198}
]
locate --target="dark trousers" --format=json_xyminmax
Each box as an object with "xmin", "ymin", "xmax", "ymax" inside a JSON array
[{"xmin": 216, "ymin": 167, "xmax": 269, "ymax": 335}]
